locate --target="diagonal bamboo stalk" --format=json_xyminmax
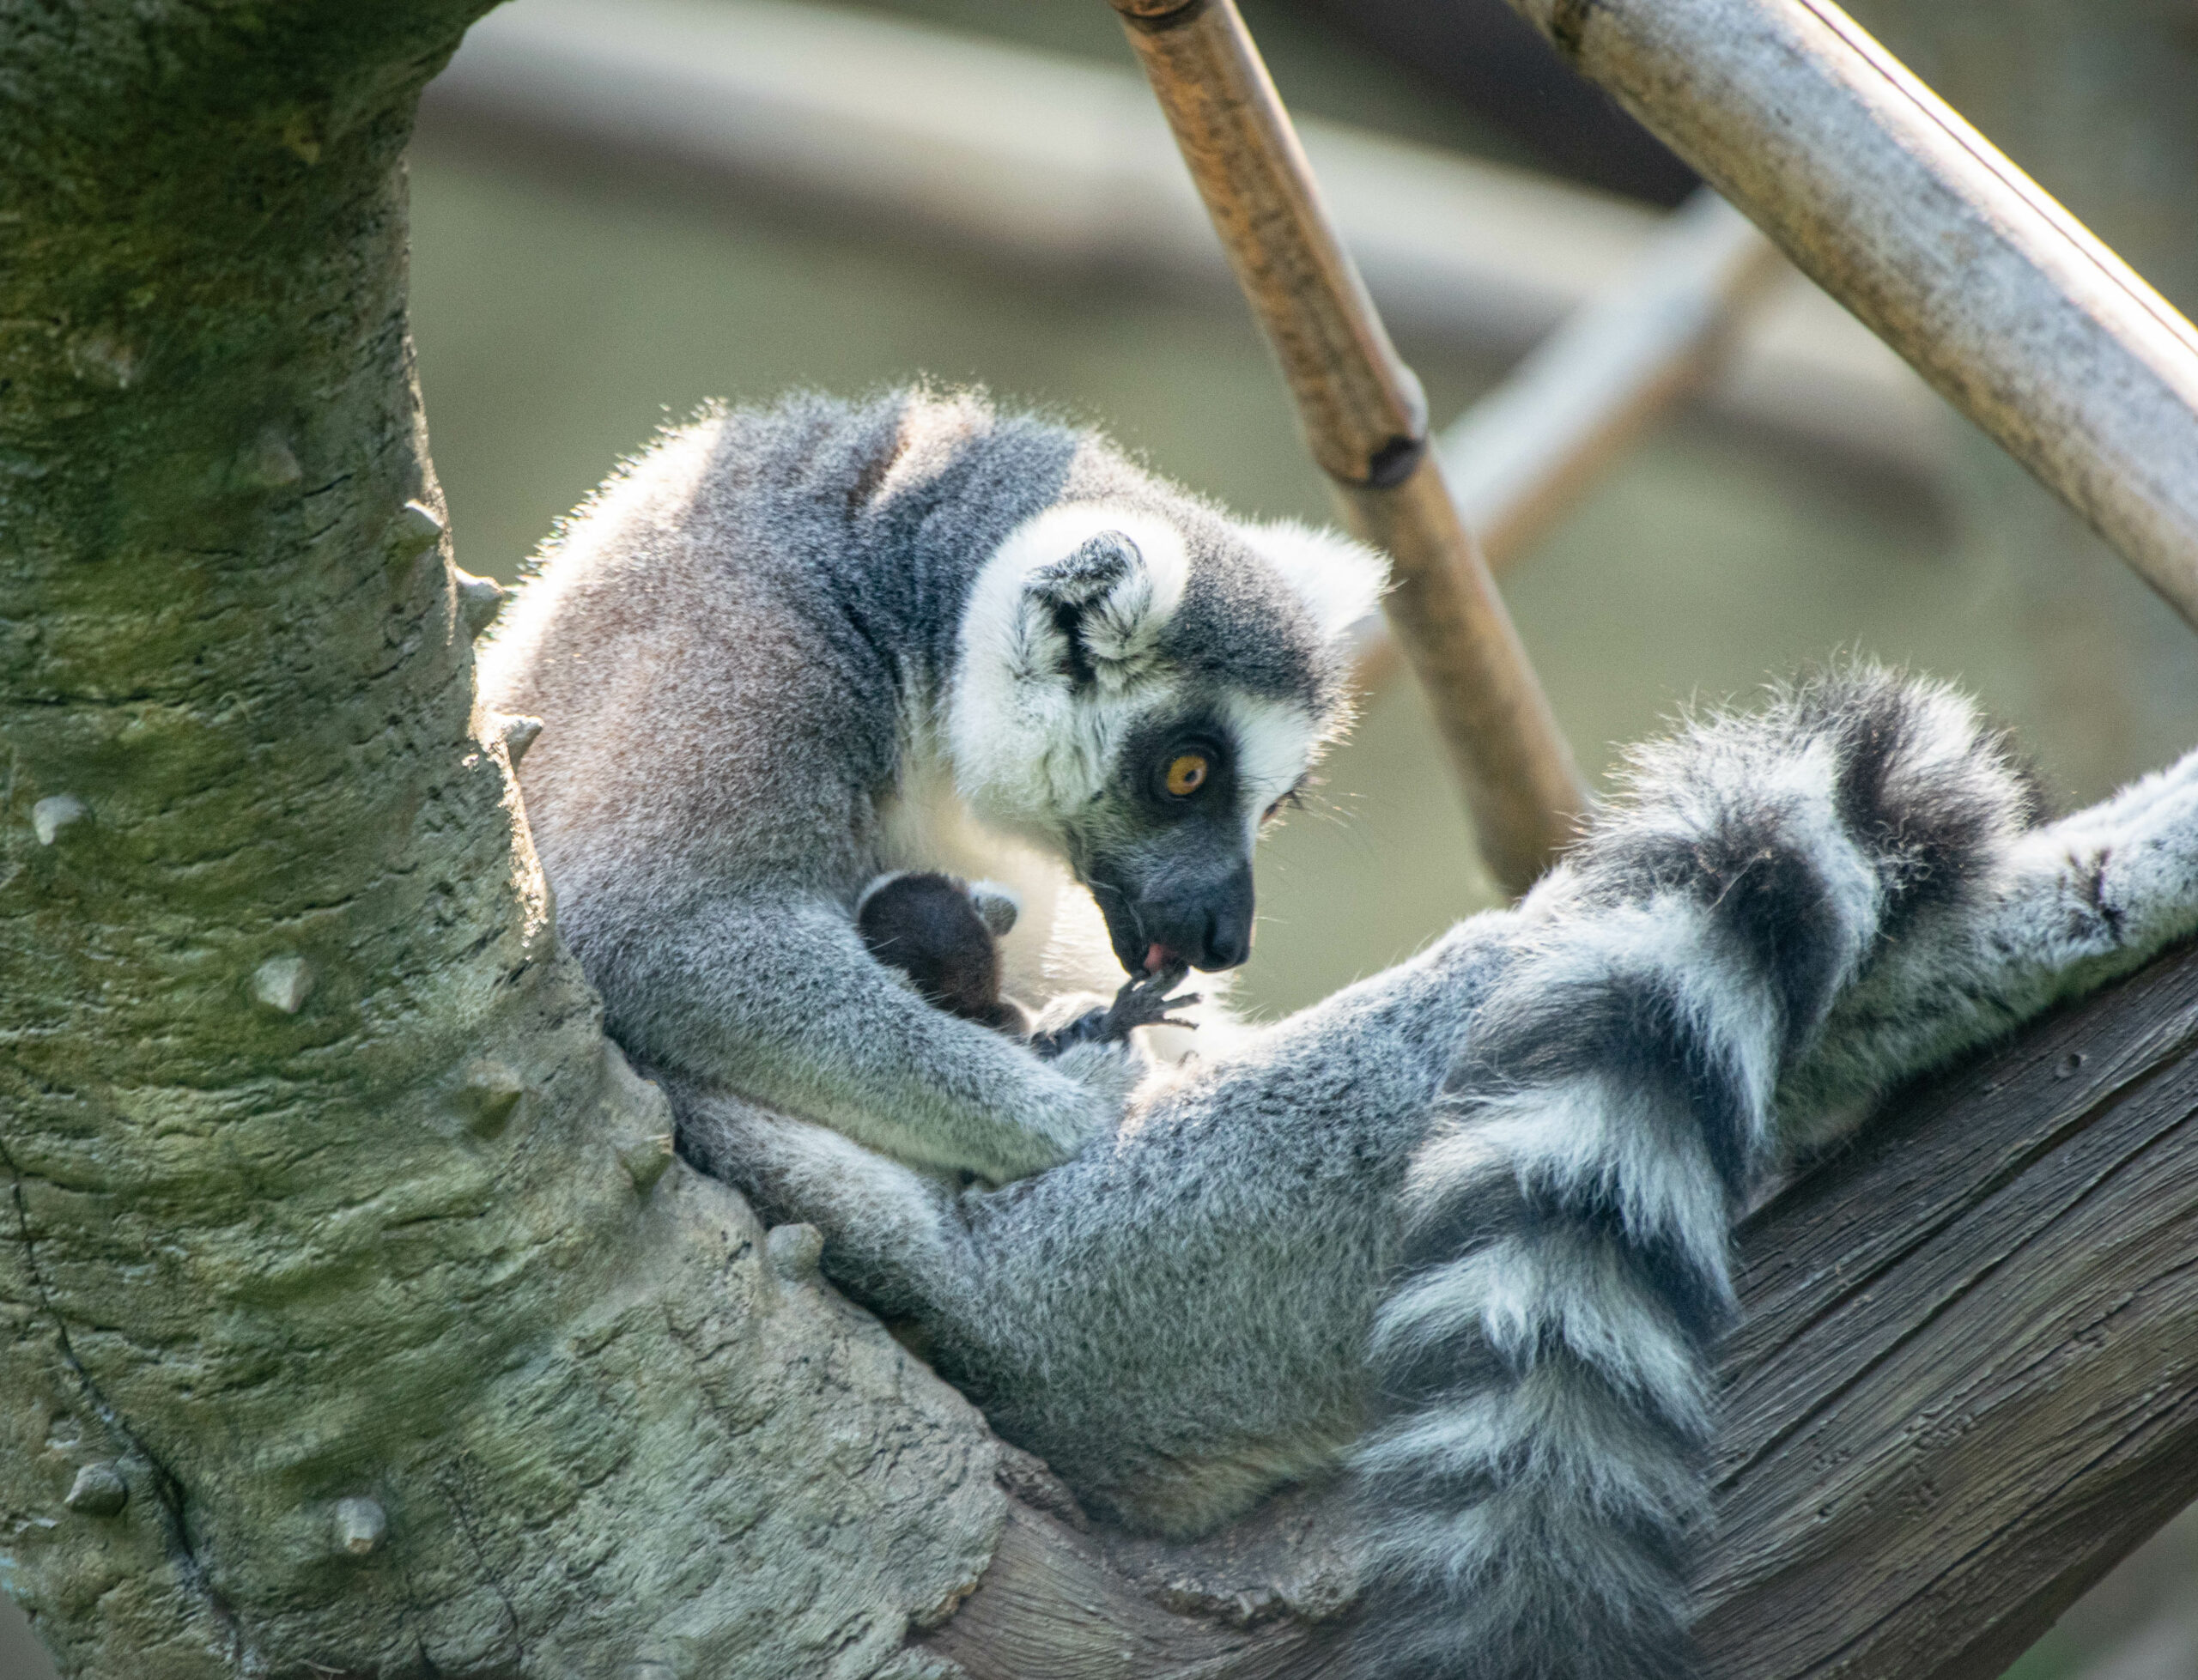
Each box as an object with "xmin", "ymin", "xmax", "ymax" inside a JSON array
[
  {"xmin": 1107, "ymin": 0, "xmax": 1590, "ymax": 895},
  {"xmin": 1497, "ymin": 0, "xmax": 2198, "ymax": 634},
  {"xmin": 1437, "ymin": 190, "xmax": 1784, "ymax": 576}
]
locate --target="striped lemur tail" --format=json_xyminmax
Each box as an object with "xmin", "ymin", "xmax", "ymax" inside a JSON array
[{"xmin": 1355, "ymin": 671, "xmax": 2043, "ymax": 1680}]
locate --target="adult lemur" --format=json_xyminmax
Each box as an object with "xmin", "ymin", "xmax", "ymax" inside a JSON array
[{"xmin": 483, "ymin": 388, "xmax": 2198, "ymax": 1680}]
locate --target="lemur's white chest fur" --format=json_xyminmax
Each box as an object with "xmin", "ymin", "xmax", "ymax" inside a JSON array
[{"xmin": 874, "ymin": 746, "xmax": 1124, "ymax": 1004}]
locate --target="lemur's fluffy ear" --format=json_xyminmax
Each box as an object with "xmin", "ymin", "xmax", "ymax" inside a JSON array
[
  {"xmin": 1241, "ymin": 519, "xmax": 1390, "ymax": 641},
  {"xmin": 981, "ymin": 505, "xmax": 1190, "ymax": 691}
]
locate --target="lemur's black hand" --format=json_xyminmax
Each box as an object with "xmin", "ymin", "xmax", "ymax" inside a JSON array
[
  {"xmin": 1028, "ymin": 965, "xmax": 1199, "ymax": 1058},
  {"xmin": 1100, "ymin": 964, "xmax": 1199, "ymax": 1040}
]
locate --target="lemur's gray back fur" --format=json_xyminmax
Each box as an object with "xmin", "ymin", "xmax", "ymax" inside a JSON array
[{"xmin": 490, "ymin": 391, "xmax": 2198, "ymax": 1680}]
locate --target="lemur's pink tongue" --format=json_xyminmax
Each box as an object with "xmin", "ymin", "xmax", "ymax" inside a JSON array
[{"xmin": 1145, "ymin": 943, "xmax": 1171, "ymax": 978}]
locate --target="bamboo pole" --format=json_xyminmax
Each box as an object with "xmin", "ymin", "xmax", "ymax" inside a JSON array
[
  {"xmin": 1353, "ymin": 188, "xmax": 1788, "ymax": 693},
  {"xmin": 1108, "ymin": 0, "xmax": 1589, "ymax": 894},
  {"xmin": 1441, "ymin": 191, "xmax": 1784, "ymax": 573},
  {"xmin": 1498, "ymin": 0, "xmax": 2198, "ymax": 632}
]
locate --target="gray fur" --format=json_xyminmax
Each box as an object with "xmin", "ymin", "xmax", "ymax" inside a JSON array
[
  {"xmin": 491, "ymin": 392, "xmax": 2198, "ymax": 1680},
  {"xmin": 677, "ymin": 672, "xmax": 2198, "ymax": 1680}
]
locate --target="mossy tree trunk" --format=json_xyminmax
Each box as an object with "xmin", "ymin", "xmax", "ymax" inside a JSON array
[{"xmin": 0, "ymin": 6, "xmax": 999, "ymax": 1675}]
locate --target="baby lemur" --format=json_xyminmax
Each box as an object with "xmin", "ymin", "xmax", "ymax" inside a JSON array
[
  {"xmin": 855, "ymin": 869, "xmax": 1196, "ymax": 1054},
  {"xmin": 483, "ymin": 387, "xmax": 2198, "ymax": 1680}
]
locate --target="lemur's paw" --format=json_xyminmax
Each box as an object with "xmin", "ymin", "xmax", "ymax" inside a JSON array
[
  {"xmin": 1027, "ymin": 970, "xmax": 1199, "ymax": 1058},
  {"xmin": 1025, "ymin": 992, "xmax": 1114, "ymax": 1061},
  {"xmin": 1101, "ymin": 966, "xmax": 1200, "ymax": 1039},
  {"xmin": 1028, "ymin": 990, "xmax": 1114, "ymax": 1040}
]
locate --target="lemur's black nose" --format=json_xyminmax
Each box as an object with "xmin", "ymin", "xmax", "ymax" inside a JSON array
[
  {"xmin": 1102, "ymin": 858, "xmax": 1257, "ymax": 976},
  {"xmin": 1201, "ymin": 889, "xmax": 1254, "ymax": 969},
  {"xmin": 1187, "ymin": 861, "xmax": 1254, "ymax": 971}
]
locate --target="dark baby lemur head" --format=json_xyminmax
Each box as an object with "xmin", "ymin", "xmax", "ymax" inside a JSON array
[
  {"xmin": 855, "ymin": 869, "xmax": 1199, "ymax": 1057},
  {"xmin": 855, "ymin": 871, "xmax": 1029, "ymax": 1035}
]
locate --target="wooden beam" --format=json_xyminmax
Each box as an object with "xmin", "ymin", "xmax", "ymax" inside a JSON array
[
  {"xmin": 1496, "ymin": 0, "xmax": 2198, "ymax": 632},
  {"xmin": 921, "ymin": 938, "xmax": 2198, "ymax": 1677},
  {"xmin": 1699, "ymin": 939, "xmax": 2198, "ymax": 1678},
  {"xmin": 1109, "ymin": 0, "xmax": 1589, "ymax": 894}
]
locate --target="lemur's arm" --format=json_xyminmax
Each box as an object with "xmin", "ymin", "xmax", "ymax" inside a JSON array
[
  {"xmin": 1775, "ymin": 746, "xmax": 2198, "ymax": 1154},
  {"xmin": 599, "ymin": 890, "xmax": 1138, "ymax": 1182}
]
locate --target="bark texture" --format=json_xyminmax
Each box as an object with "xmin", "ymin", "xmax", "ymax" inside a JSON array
[
  {"xmin": 1700, "ymin": 937, "xmax": 2198, "ymax": 1677},
  {"xmin": 0, "ymin": 7, "xmax": 999, "ymax": 1675}
]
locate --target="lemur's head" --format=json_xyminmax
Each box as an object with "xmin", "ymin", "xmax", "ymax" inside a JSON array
[{"xmin": 950, "ymin": 493, "xmax": 1387, "ymax": 978}]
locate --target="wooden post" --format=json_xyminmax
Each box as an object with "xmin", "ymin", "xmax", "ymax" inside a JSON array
[
  {"xmin": 1108, "ymin": 0, "xmax": 1589, "ymax": 895},
  {"xmin": 1498, "ymin": 0, "xmax": 2198, "ymax": 633}
]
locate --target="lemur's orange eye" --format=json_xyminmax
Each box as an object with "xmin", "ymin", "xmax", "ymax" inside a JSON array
[{"xmin": 1163, "ymin": 752, "xmax": 1211, "ymax": 798}]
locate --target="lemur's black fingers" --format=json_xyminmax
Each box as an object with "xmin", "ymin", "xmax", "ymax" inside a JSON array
[
  {"xmin": 1027, "ymin": 1004, "xmax": 1113, "ymax": 1059},
  {"xmin": 1102, "ymin": 983, "xmax": 1201, "ymax": 1039}
]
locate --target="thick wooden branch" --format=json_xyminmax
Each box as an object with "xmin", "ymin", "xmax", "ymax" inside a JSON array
[
  {"xmin": 1701, "ymin": 938, "xmax": 2198, "ymax": 1677},
  {"xmin": 922, "ymin": 940, "xmax": 2198, "ymax": 1678}
]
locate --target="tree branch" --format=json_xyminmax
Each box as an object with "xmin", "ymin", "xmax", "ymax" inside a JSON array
[
  {"xmin": 922, "ymin": 939, "xmax": 2198, "ymax": 1678},
  {"xmin": 1701, "ymin": 937, "xmax": 2198, "ymax": 1677}
]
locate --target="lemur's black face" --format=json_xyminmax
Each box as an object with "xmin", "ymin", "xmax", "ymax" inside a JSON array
[{"xmin": 1069, "ymin": 709, "xmax": 1296, "ymax": 977}]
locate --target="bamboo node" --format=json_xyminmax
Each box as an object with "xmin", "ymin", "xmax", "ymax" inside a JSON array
[
  {"xmin": 1108, "ymin": 0, "xmax": 1212, "ymax": 32},
  {"xmin": 1363, "ymin": 434, "xmax": 1427, "ymax": 489}
]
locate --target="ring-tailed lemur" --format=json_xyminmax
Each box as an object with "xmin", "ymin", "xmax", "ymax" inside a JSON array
[
  {"xmin": 484, "ymin": 389, "xmax": 2198, "ymax": 1680},
  {"xmin": 482, "ymin": 387, "xmax": 1376, "ymax": 1186}
]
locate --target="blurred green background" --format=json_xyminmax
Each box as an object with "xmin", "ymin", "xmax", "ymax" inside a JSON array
[{"xmin": 396, "ymin": 15, "xmax": 2192, "ymax": 1027}]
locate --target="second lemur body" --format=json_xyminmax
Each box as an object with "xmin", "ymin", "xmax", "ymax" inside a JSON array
[{"xmin": 487, "ymin": 389, "xmax": 2198, "ymax": 1680}]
